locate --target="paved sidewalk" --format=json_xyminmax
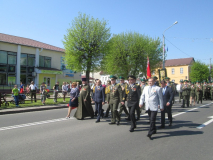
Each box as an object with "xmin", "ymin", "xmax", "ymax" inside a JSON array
[{"xmin": 0, "ymin": 104, "xmax": 67, "ymax": 115}]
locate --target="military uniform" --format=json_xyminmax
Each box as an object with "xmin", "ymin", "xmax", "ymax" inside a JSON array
[
  {"xmin": 210, "ymin": 82, "xmax": 213, "ymax": 100},
  {"xmin": 104, "ymin": 81, "xmax": 111, "ymax": 117},
  {"xmin": 179, "ymin": 81, "xmax": 183, "ymax": 103},
  {"xmin": 118, "ymin": 78, "xmax": 129, "ymax": 117},
  {"xmin": 107, "ymin": 76, "xmax": 123, "ymax": 124},
  {"xmin": 181, "ymin": 80, "xmax": 191, "ymax": 108},
  {"xmin": 195, "ymin": 82, "xmax": 203, "ymax": 104},
  {"xmin": 190, "ymin": 83, "xmax": 196, "ymax": 106},
  {"xmin": 124, "ymin": 75, "xmax": 141, "ymax": 132},
  {"xmin": 202, "ymin": 81, "xmax": 209, "ymax": 100}
]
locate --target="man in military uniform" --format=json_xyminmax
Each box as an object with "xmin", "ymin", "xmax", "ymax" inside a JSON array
[
  {"xmin": 153, "ymin": 76, "xmax": 159, "ymax": 86},
  {"xmin": 195, "ymin": 81, "xmax": 203, "ymax": 104},
  {"xmin": 202, "ymin": 80, "xmax": 208, "ymax": 100},
  {"xmin": 165, "ymin": 77, "xmax": 175, "ymax": 104},
  {"xmin": 123, "ymin": 75, "xmax": 141, "ymax": 132},
  {"xmin": 181, "ymin": 80, "xmax": 191, "ymax": 108},
  {"xmin": 107, "ymin": 75, "xmax": 123, "ymax": 125},
  {"xmin": 104, "ymin": 80, "xmax": 111, "ymax": 117},
  {"xmin": 210, "ymin": 81, "xmax": 213, "ymax": 100},
  {"xmin": 179, "ymin": 80, "xmax": 183, "ymax": 103},
  {"xmin": 118, "ymin": 76, "xmax": 129, "ymax": 117}
]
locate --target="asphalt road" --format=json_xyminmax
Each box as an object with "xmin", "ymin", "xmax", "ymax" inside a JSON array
[{"xmin": 1, "ymin": 100, "xmax": 213, "ymax": 160}]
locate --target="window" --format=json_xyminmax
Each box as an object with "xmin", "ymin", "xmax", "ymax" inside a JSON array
[
  {"xmin": 172, "ymin": 79, "xmax": 175, "ymax": 82},
  {"xmin": 21, "ymin": 67, "xmax": 27, "ymax": 73},
  {"xmin": 0, "ymin": 65, "xmax": 7, "ymax": 72},
  {"xmin": 171, "ymin": 68, "xmax": 175, "ymax": 75},
  {"xmin": 28, "ymin": 54, "xmax": 35, "ymax": 67},
  {"xmin": 8, "ymin": 66, "xmax": 16, "ymax": 72},
  {"xmin": 180, "ymin": 68, "xmax": 183, "ymax": 74},
  {"xmin": 8, "ymin": 52, "xmax": 17, "ymax": 64},
  {"xmin": 21, "ymin": 53, "xmax": 27, "ymax": 65},
  {"xmin": 0, "ymin": 51, "xmax": 7, "ymax": 64},
  {"xmin": 0, "ymin": 73, "xmax": 6, "ymax": 85},
  {"xmin": 39, "ymin": 56, "xmax": 51, "ymax": 68}
]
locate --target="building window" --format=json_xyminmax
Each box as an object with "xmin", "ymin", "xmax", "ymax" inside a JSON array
[
  {"xmin": 21, "ymin": 53, "xmax": 27, "ymax": 65},
  {"xmin": 171, "ymin": 68, "xmax": 175, "ymax": 75},
  {"xmin": 0, "ymin": 51, "xmax": 7, "ymax": 64},
  {"xmin": 0, "ymin": 73, "xmax": 6, "ymax": 85},
  {"xmin": 8, "ymin": 52, "xmax": 17, "ymax": 65},
  {"xmin": 180, "ymin": 68, "xmax": 183, "ymax": 74},
  {"xmin": 0, "ymin": 65, "xmax": 7, "ymax": 72},
  {"xmin": 172, "ymin": 79, "xmax": 175, "ymax": 82},
  {"xmin": 185, "ymin": 76, "xmax": 187, "ymax": 79},
  {"xmin": 39, "ymin": 56, "xmax": 51, "ymax": 68},
  {"xmin": 28, "ymin": 54, "xmax": 35, "ymax": 67}
]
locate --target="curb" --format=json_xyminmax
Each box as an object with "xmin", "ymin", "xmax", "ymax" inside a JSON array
[{"xmin": 0, "ymin": 104, "xmax": 67, "ymax": 115}]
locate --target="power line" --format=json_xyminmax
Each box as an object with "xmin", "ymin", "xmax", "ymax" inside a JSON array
[{"xmin": 165, "ymin": 37, "xmax": 193, "ymax": 57}]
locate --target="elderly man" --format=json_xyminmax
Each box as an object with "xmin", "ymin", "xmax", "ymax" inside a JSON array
[{"xmin": 139, "ymin": 78, "xmax": 163, "ymax": 140}]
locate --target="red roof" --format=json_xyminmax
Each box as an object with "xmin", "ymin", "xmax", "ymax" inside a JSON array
[
  {"xmin": 165, "ymin": 57, "xmax": 194, "ymax": 67},
  {"xmin": 0, "ymin": 33, "xmax": 64, "ymax": 52}
]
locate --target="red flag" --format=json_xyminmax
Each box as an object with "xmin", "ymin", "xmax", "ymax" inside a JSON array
[{"xmin": 147, "ymin": 56, "xmax": 151, "ymax": 79}]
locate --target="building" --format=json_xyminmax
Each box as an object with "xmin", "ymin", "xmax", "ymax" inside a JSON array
[
  {"xmin": 0, "ymin": 33, "xmax": 81, "ymax": 89},
  {"xmin": 154, "ymin": 57, "xmax": 195, "ymax": 83}
]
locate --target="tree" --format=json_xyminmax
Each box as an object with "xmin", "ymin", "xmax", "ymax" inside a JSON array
[
  {"xmin": 63, "ymin": 13, "xmax": 111, "ymax": 83},
  {"xmin": 190, "ymin": 61, "xmax": 209, "ymax": 82},
  {"xmin": 102, "ymin": 32, "xmax": 162, "ymax": 78}
]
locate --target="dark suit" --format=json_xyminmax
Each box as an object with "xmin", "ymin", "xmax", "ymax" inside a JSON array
[
  {"xmin": 124, "ymin": 84, "xmax": 141, "ymax": 130},
  {"xmin": 161, "ymin": 86, "xmax": 173, "ymax": 126},
  {"xmin": 93, "ymin": 85, "xmax": 105, "ymax": 121}
]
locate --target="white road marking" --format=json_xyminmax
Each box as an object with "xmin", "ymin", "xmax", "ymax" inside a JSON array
[
  {"xmin": 0, "ymin": 117, "xmax": 75, "ymax": 131},
  {"xmin": 0, "ymin": 102, "xmax": 212, "ymax": 131},
  {"xmin": 197, "ymin": 116, "xmax": 213, "ymax": 129}
]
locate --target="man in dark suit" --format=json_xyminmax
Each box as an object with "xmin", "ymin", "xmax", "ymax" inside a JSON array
[
  {"xmin": 159, "ymin": 80, "xmax": 174, "ymax": 128},
  {"xmin": 123, "ymin": 75, "xmax": 141, "ymax": 132},
  {"xmin": 92, "ymin": 80, "xmax": 105, "ymax": 123}
]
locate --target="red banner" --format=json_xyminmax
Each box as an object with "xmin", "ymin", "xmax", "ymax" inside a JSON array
[{"xmin": 147, "ymin": 56, "xmax": 151, "ymax": 79}]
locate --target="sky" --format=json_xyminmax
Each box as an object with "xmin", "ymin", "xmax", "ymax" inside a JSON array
[{"xmin": 1, "ymin": 0, "xmax": 213, "ymax": 64}]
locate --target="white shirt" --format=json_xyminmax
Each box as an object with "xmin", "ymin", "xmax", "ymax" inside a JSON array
[{"xmin": 29, "ymin": 84, "xmax": 37, "ymax": 90}]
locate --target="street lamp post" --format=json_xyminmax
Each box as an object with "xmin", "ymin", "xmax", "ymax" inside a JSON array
[{"xmin": 162, "ymin": 21, "xmax": 178, "ymax": 69}]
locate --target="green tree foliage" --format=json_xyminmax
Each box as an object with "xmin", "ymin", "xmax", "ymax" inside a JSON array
[
  {"xmin": 190, "ymin": 61, "xmax": 209, "ymax": 82},
  {"xmin": 102, "ymin": 32, "xmax": 162, "ymax": 78},
  {"xmin": 63, "ymin": 13, "xmax": 111, "ymax": 82}
]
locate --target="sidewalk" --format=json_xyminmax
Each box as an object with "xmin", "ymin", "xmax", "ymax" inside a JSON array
[{"xmin": 0, "ymin": 104, "xmax": 67, "ymax": 115}]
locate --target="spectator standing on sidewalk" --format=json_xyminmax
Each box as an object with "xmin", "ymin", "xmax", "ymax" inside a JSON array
[
  {"xmin": 62, "ymin": 82, "xmax": 68, "ymax": 102},
  {"xmin": 29, "ymin": 81, "xmax": 37, "ymax": 103},
  {"xmin": 40, "ymin": 82, "xmax": 46, "ymax": 105},
  {"xmin": 53, "ymin": 82, "xmax": 59, "ymax": 103},
  {"xmin": 12, "ymin": 85, "xmax": 19, "ymax": 107},
  {"xmin": 20, "ymin": 81, "xmax": 24, "ymax": 94}
]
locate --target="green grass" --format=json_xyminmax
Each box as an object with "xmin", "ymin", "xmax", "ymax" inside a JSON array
[{"xmin": 0, "ymin": 97, "xmax": 70, "ymax": 109}]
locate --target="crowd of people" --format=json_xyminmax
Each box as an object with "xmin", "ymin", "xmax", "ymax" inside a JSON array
[{"xmin": 11, "ymin": 76, "xmax": 213, "ymax": 140}]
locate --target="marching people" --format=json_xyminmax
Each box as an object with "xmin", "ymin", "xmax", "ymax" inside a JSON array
[
  {"xmin": 139, "ymin": 78, "xmax": 163, "ymax": 140},
  {"xmin": 62, "ymin": 82, "xmax": 68, "ymax": 102},
  {"xmin": 107, "ymin": 75, "xmax": 123, "ymax": 125},
  {"xmin": 190, "ymin": 82, "xmax": 196, "ymax": 106},
  {"xmin": 104, "ymin": 80, "xmax": 112, "ymax": 118},
  {"xmin": 202, "ymin": 80, "xmax": 208, "ymax": 100},
  {"xmin": 124, "ymin": 75, "xmax": 141, "ymax": 132},
  {"xmin": 20, "ymin": 81, "xmax": 24, "ymax": 94},
  {"xmin": 210, "ymin": 81, "xmax": 213, "ymax": 100},
  {"xmin": 74, "ymin": 78, "xmax": 94, "ymax": 120},
  {"xmin": 179, "ymin": 80, "xmax": 183, "ymax": 103},
  {"xmin": 66, "ymin": 82, "xmax": 79, "ymax": 119},
  {"xmin": 53, "ymin": 82, "xmax": 60, "ymax": 103},
  {"xmin": 118, "ymin": 76, "xmax": 129, "ymax": 118},
  {"xmin": 29, "ymin": 81, "xmax": 37, "ymax": 103},
  {"xmin": 40, "ymin": 82, "xmax": 47, "ymax": 105},
  {"xmin": 92, "ymin": 80, "xmax": 105, "ymax": 123},
  {"xmin": 165, "ymin": 77, "xmax": 176, "ymax": 104},
  {"xmin": 195, "ymin": 81, "xmax": 203, "ymax": 104},
  {"xmin": 181, "ymin": 80, "xmax": 191, "ymax": 108},
  {"xmin": 159, "ymin": 80, "xmax": 173, "ymax": 128}
]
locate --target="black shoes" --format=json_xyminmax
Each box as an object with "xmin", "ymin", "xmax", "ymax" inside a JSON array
[
  {"xmin": 109, "ymin": 122, "xmax": 116, "ymax": 125},
  {"xmin": 95, "ymin": 120, "xmax": 100, "ymax": 123},
  {"xmin": 117, "ymin": 121, "xmax": 120, "ymax": 126},
  {"xmin": 147, "ymin": 134, "xmax": 152, "ymax": 140},
  {"xmin": 129, "ymin": 128, "xmax": 134, "ymax": 132}
]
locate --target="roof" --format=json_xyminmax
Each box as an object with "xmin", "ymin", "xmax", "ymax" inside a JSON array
[
  {"xmin": 0, "ymin": 33, "xmax": 65, "ymax": 52},
  {"xmin": 165, "ymin": 57, "xmax": 194, "ymax": 67}
]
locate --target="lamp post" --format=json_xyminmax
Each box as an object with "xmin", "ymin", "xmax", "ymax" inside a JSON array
[{"xmin": 162, "ymin": 21, "xmax": 178, "ymax": 69}]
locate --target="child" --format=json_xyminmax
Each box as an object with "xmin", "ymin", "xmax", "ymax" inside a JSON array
[
  {"xmin": 40, "ymin": 82, "xmax": 46, "ymax": 105},
  {"xmin": 12, "ymin": 85, "xmax": 19, "ymax": 107}
]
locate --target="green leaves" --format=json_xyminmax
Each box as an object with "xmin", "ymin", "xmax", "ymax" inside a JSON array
[{"xmin": 190, "ymin": 61, "xmax": 209, "ymax": 82}]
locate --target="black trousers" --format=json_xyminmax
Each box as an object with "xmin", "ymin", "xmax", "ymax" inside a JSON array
[
  {"xmin": 161, "ymin": 106, "xmax": 172, "ymax": 126},
  {"xmin": 147, "ymin": 109, "xmax": 157, "ymax": 135},
  {"xmin": 129, "ymin": 106, "xmax": 136, "ymax": 129},
  {"xmin": 30, "ymin": 90, "xmax": 37, "ymax": 102},
  {"xmin": 95, "ymin": 102, "xmax": 102, "ymax": 121}
]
